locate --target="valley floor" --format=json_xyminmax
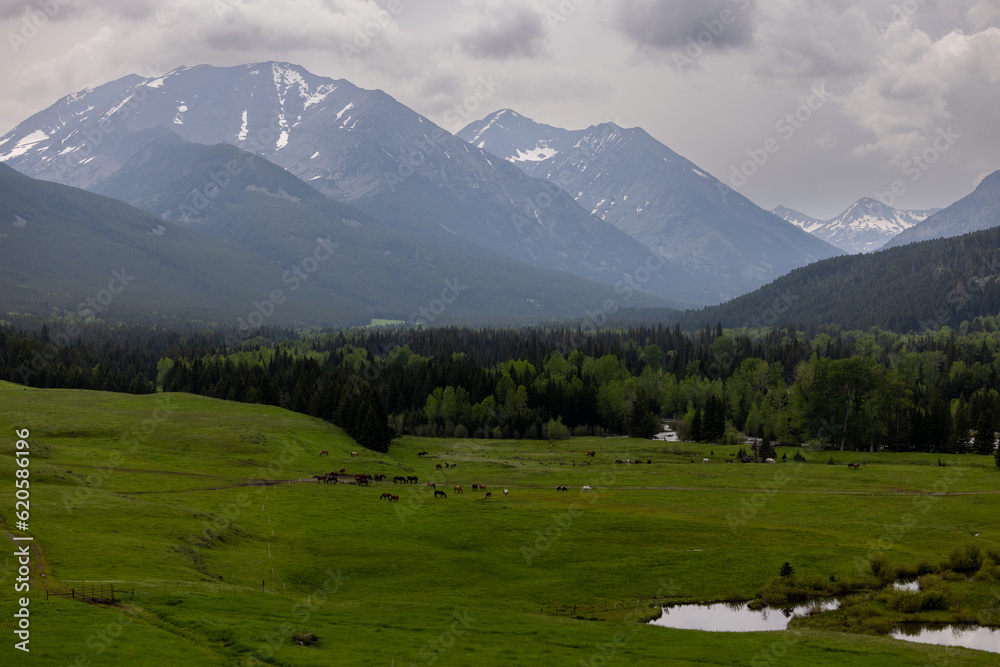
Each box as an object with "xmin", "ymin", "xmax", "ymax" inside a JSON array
[{"xmin": 1, "ymin": 382, "xmax": 998, "ymax": 666}]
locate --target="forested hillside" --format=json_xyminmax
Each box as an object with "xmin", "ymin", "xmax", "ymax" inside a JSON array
[
  {"xmin": 613, "ymin": 226, "xmax": 1000, "ymax": 332},
  {"xmin": 4, "ymin": 320, "xmax": 1000, "ymax": 463}
]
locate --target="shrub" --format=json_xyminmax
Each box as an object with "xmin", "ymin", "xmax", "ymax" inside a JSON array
[
  {"xmin": 974, "ymin": 558, "xmax": 999, "ymax": 583},
  {"xmin": 453, "ymin": 424, "xmax": 468, "ymax": 439},
  {"xmin": 869, "ymin": 553, "xmax": 893, "ymax": 580},
  {"xmin": 793, "ymin": 449, "xmax": 806, "ymax": 462},
  {"xmin": 780, "ymin": 562, "xmax": 795, "ymax": 577},
  {"xmin": 948, "ymin": 544, "xmax": 983, "ymax": 572},
  {"xmin": 827, "ymin": 457, "xmax": 836, "ymax": 465}
]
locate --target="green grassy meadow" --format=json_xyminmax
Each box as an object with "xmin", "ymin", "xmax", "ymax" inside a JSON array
[{"xmin": 1, "ymin": 380, "xmax": 999, "ymax": 665}]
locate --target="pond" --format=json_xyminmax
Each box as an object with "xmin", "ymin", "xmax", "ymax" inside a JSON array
[
  {"xmin": 650, "ymin": 596, "xmax": 1000, "ymax": 655},
  {"xmin": 648, "ymin": 599, "xmax": 838, "ymax": 632},
  {"xmin": 891, "ymin": 625, "xmax": 1000, "ymax": 653}
]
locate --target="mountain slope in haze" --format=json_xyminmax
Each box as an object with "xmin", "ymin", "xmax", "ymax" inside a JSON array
[
  {"xmin": 0, "ymin": 163, "xmax": 356, "ymax": 327},
  {"xmin": 773, "ymin": 198, "xmax": 938, "ymax": 254},
  {"xmin": 34, "ymin": 135, "xmax": 682, "ymax": 325},
  {"xmin": 0, "ymin": 62, "xmax": 705, "ymax": 304},
  {"xmin": 458, "ymin": 109, "xmax": 843, "ymax": 301},
  {"xmin": 881, "ymin": 171, "xmax": 1000, "ymax": 249}
]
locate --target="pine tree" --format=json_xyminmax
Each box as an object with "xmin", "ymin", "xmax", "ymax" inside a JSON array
[{"xmin": 974, "ymin": 413, "xmax": 996, "ymax": 455}]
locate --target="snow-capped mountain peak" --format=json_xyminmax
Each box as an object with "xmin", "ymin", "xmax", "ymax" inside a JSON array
[{"xmin": 773, "ymin": 199, "xmax": 938, "ymax": 253}]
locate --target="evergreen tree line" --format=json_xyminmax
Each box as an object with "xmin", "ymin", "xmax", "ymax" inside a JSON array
[{"xmin": 3, "ymin": 319, "xmax": 1000, "ymax": 460}]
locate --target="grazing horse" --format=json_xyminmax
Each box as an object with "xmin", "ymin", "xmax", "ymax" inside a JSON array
[
  {"xmin": 434, "ymin": 490, "xmax": 447, "ymax": 498},
  {"xmin": 484, "ymin": 491, "xmax": 492, "ymax": 499},
  {"xmin": 472, "ymin": 484, "xmax": 479, "ymax": 490},
  {"xmin": 417, "ymin": 451, "xmax": 429, "ymax": 456},
  {"xmin": 380, "ymin": 492, "xmax": 393, "ymax": 500},
  {"xmin": 407, "ymin": 476, "xmax": 418, "ymax": 484},
  {"xmin": 313, "ymin": 474, "xmax": 327, "ymax": 483},
  {"xmin": 427, "ymin": 482, "xmax": 436, "ymax": 488},
  {"xmin": 848, "ymin": 462, "xmax": 860, "ymax": 470},
  {"xmin": 615, "ymin": 459, "xmax": 624, "ymax": 464},
  {"xmin": 324, "ymin": 473, "xmax": 337, "ymax": 484},
  {"xmin": 393, "ymin": 476, "xmax": 406, "ymax": 484},
  {"xmin": 340, "ymin": 467, "xmax": 346, "ymax": 473},
  {"xmin": 503, "ymin": 489, "xmax": 508, "ymax": 497},
  {"xmin": 587, "ymin": 450, "xmax": 596, "ymax": 457},
  {"xmin": 436, "ymin": 464, "xmax": 443, "ymax": 469},
  {"xmin": 319, "ymin": 449, "xmax": 329, "ymax": 456},
  {"xmin": 726, "ymin": 458, "xmax": 734, "ymax": 463},
  {"xmin": 582, "ymin": 485, "xmax": 592, "ymax": 491},
  {"xmin": 390, "ymin": 494, "xmax": 399, "ymax": 502},
  {"xmin": 556, "ymin": 485, "xmax": 568, "ymax": 491},
  {"xmin": 702, "ymin": 458, "xmax": 710, "ymax": 463},
  {"xmin": 765, "ymin": 458, "xmax": 776, "ymax": 464},
  {"xmin": 351, "ymin": 451, "xmax": 359, "ymax": 457},
  {"xmin": 373, "ymin": 474, "xmax": 386, "ymax": 482},
  {"xmin": 357, "ymin": 477, "xmax": 370, "ymax": 487},
  {"xmin": 454, "ymin": 485, "xmax": 463, "ymax": 494}
]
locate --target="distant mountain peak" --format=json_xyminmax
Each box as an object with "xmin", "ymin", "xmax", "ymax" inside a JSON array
[{"xmin": 774, "ymin": 198, "xmax": 935, "ymax": 254}]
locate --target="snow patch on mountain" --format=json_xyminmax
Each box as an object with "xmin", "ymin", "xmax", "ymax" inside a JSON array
[
  {"xmin": 0, "ymin": 129, "xmax": 48, "ymax": 161},
  {"xmin": 237, "ymin": 110, "xmax": 248, "ymax": 141}
]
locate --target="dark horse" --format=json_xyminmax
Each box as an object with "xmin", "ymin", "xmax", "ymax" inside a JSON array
[{"xmin": 434, "ymin": 490, "xmax": 447, "ymax": 498}]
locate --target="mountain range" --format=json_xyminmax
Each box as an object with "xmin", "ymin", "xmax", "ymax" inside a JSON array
[
  {"xmin": 773, "ymin": 198, "xmax": 938, "ymax": 254},
  {"xmin": 457, "ymin": 109, "xmax": 843, "ymax": 300},
  {"xmin": 0, "ymin": 62, "xmax": 704, "ymax": 305},
  {"xmin": 3, "ymin": 61, "xmax": 999, "ymax": 333}
]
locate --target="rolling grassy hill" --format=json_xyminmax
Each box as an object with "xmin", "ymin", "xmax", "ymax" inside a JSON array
[{"xmin": 2, "ymin": 381, "xmax": 999, "ymax": 664}]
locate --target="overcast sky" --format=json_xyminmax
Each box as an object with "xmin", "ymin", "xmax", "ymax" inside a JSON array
[{"xmin": 1, "ymin": 0, "xmax": 998, "ymax": 218}]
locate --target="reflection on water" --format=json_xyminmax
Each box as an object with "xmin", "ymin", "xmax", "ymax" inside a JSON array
[
  {"xmin": 648, "ymin": 599, "xmax": 839, "ymax": 632},
  {"xmin": 891, "ymin": 625, "xmax": 1000, "ymax": 654},
  {"xmin": 649, "ymin": 597, "xmax": 1000, "ymax": 654}
]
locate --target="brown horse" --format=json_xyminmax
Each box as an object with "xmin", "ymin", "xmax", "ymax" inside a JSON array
[
  {"xmin": 380, "ymin": 492, "xmax": 393, "ymax": 500},
  {"xmin": 454, "ymin": 485, "xmax": 463, "ymax": 493},
  {"xmin": 389, "ymin": 494, "xmax": 399, "ymax": 502},
  {"xmin": 319, "ymin": 449, "xmax": 329, "ymax": 456},
  {"xmin": 484, "ymin": 491, "xmax": 492, "ymax": 499},
  {"xmin": 587, "ymin": 450, "xmax": 596, "ymax": 457},
  {"xmin": 427, "ymin": 482, "xmax": 436, "ymax": 488}
]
